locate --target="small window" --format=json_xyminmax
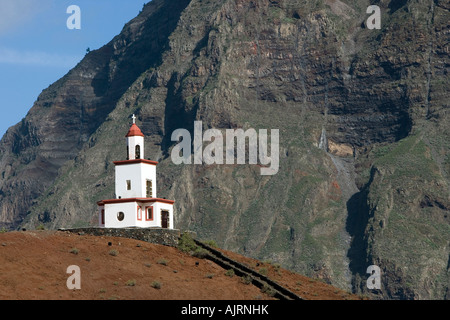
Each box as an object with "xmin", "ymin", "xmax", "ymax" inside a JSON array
[
  {"xmin": 137, "ymin": 206, "xmax": 142, "ymax": 221},
  {"xmin": 126, "ymin": 180, "xmax": 131, "ymax": 190},
  {"xmin": 146, "ymin": 207, "xmax": 153, "ymax": 221},
  {"xmin": 117, "ymin": 212, "xmax": 125, "ymax": 221},
  {"xmin": 146, "ymin": 180, "xmax": 153, "ymax": 198}
]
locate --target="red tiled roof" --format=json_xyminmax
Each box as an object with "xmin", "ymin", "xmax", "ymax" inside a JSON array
[{"xmin": 126, "ymin": 123, "xmax": 144, "ymax": 137}]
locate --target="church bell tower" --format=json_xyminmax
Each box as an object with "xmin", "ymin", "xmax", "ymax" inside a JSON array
[
  {"xmin": 126, "ymin": 114, "xmax": 144, "ymax": 160},
  {"xmin": 97, "ymin": 115, "xmax": 175, "ymax": 229}
]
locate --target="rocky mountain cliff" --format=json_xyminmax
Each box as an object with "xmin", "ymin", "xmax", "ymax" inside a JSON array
[{"xmin": 0, "ymin": 0, "xmax": 448, "ymax": 299}]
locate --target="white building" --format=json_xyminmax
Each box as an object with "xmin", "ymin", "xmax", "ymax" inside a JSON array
[{"xmin": 97, "ymin": 115, "xmax": 175, "ymax": 229}]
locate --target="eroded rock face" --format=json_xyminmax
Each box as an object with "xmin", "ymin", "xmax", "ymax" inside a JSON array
[
  {"xmin": 0, "ymin": 0, "xmax": 192, "ymax": 228},
  {"xmin": 0, "ymin": 0, "xmax": 448, "ymax": 299}
]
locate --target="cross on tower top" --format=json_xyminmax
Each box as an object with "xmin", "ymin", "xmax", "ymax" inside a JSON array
[{"xmin": 132, "ymin": 114, "xmax": 136, "ymax": 124}]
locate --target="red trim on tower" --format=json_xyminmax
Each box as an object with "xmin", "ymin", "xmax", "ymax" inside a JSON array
[
  {"xmin": 97, "ymin": 197, "xmax": 175, "ymax": 206},
  {"xmin": 126, "ymin": 123, "xmax": 145, "ymax": 137},
  {"xmin": 137, "ymin": 205, "xmax": 142, "ymax": 221},
  {"xmin": 113, "ymin": 159, "xmax": 158, "ymax": 166}
]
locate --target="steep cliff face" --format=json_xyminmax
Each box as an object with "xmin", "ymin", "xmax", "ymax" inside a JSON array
[
  {"xmin": 0, "ymin": 0, "xmax": 448, "ymax": 299},
  {"xmin": 0, "ymin": 0, "xmax": 191, "ymax": 228}
]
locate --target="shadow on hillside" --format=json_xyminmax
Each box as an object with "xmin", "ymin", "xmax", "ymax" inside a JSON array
[{"xmin": 345, "ymin": 167, "xmax": 375, "ymax": 292}]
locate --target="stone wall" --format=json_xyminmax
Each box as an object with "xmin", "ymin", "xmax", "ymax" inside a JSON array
[{"xmin": 59, "ymin": 227, "xmax": 187, "ymax": 247}]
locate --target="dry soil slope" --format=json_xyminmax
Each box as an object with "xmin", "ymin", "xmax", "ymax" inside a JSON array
[{"xmin": 0, "ymin": 230, "xmax": 359, "ymax": 300}]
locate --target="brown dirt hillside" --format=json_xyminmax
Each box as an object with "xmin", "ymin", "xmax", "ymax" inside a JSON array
[{"xmin": 0, "ymin": 230, "xmax": 360, "ymax": 300}]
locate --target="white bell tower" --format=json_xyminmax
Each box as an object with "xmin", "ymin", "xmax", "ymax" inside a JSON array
[
  {"xmin": 97, "ymin": 115, "xmax": 175, "ymax": 229},
  {"xmin": 127, "ymin": 114, "xmax": 144, "ymax": 160}
]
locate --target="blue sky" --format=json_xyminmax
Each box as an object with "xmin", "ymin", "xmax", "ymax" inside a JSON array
[{"xmin": 0, "ymin": 0, "xmax": 149, "ymax": 138}]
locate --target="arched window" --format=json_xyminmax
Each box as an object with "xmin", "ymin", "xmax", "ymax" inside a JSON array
[{"xmin": 135, "ymin": 145, "xmax": 141, "ymax": 159}]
